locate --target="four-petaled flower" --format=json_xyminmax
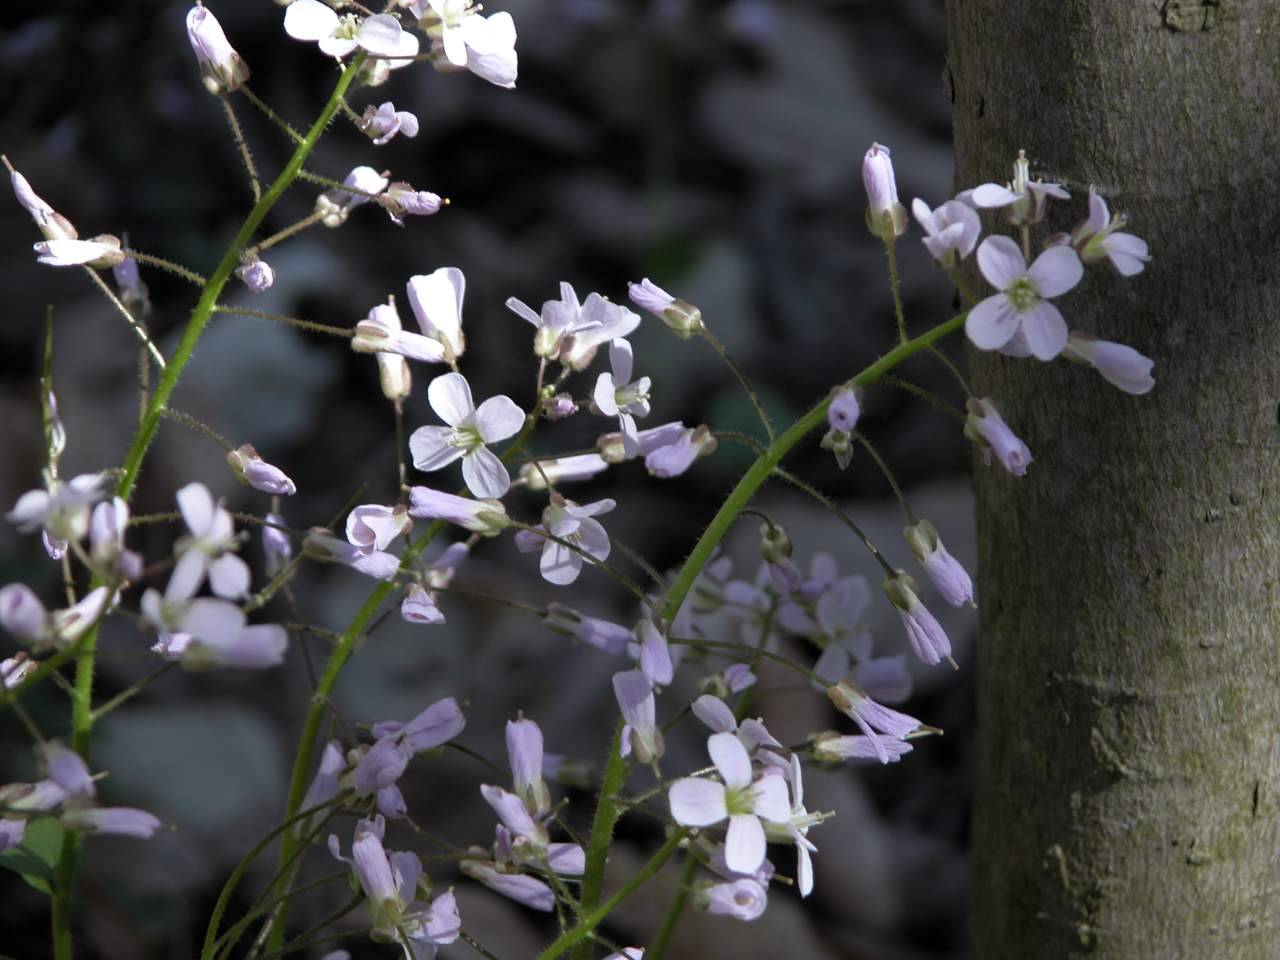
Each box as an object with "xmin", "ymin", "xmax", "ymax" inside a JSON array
[
  {"xmin": 409, "ymin": 372, "xmax": 525, "ymax": 499},
  {"xmin": 593, "ymin": 339, "xmax": 651, "ymax": 457},
  {"xmin": 966, "ymin": 235, "xmax": 1083, "ymax": 361}
]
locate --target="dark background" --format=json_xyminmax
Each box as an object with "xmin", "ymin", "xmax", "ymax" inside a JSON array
[{"xmin": 0, "ymin": 2, "xmax": 976, "ymax": 957}]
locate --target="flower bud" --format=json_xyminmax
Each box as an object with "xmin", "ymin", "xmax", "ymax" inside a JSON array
[
  {"xmin": 236, "ymin": 257, "xmax": 275, "ymax": 293},
  {"xmin": 381, "ymin": 182, "xmax": 443, "ymax": 225},
  {"xmin": 185, "ymin": 5, "xmax": 251, "ymax": 95},
  {"xmin": 827, "ymin": 387, "xmax": 860, "ymax": 433},
  {"xmin": 401, "ymin": 584, "xmax": 444, "ymax": 625},
  {"xmin": 862, "ymin": 143, "xmax": 908, "ymax": 239},
  {"xmin": 34, "ymin": 235, "xmax": 125, "ymax": 268},
  {"xmin": 810, "ymin": 729, "xmax": 912, "ymax": 764},
  {"xmin": 882, "ymin": 572, "xmax": 952, "ymax": 666},
  {"xmin": 820, "ymin": 426, "xmax": 853, "ymax": 470},
  {"xmin": 407, "ymin": 486, "xmax": 509, "ymax": 537},
  {"xmin": 227, "ymin": 444, "xmax": 297, "ymax": 495},
  {"xmin": 965, "ymin": 397, "xmax": 1032, "ymax": 477},
  {"xmin": 262, "ymin": 512, "xmax": 292, "ymax": 576},
  {"xmin": 759, "ymin": 522, "xmax": 792, "ymax": 564},
  {"xmin": 903, "ymin": 519, "xmax": 974, "ymax": 608},
  {"xmin": 112, "ymin": 252, "xmax": 151, "ymax": 317},
  {"xmin": 0, "ymin": 584, "xmax": 50, "ymax": 645},
  {"xmin": 1063, "ymin": 331, "xmax": 1155, "ymax": 396},
  {"xmin": 542, "ymin": 393, "xmax": 578, "ymax": 420},
  {"xmin": 10, "ymin": 170, "xmax": 78, "ymax": 241},
  {"xmin": 506, "ymin": 718, "xmax": 552, "ymax": 817},
  {"xmin": 627, "ymin": 278, "xmax": 703, "ymax": 338},
  {"xmin": 696, "ymin": 879, "xmax": 768, "ymax": 921}
]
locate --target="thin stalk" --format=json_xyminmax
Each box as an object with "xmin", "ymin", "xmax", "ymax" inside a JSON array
[
  {"xmin": 569, "ymin": 722, "xmax": 628, "ymax": 960},
  {"xmin": 210, "ymin": 304, "xmax": 355, "ymax": 339},
  {"xmin": 239, "ymin": 85, "xmax": 305, "ymax": 144},
  {"xmin": 701, "ymin": 327, "xmax": 773, "ymax": 441},
  {"xmin": 249, "ymin": 211, "xmax": 326, "ymax": 255},
  {"xmin": 925, "ymin": 344, "xmax": 971, "ymax": 396},
  {"xmin": 161, "ymin": 407, "xmax": 234, "ymax": 451},
  {"xmin": 882, "ymin": 219, "xmax": 908, "ymax": 343},
  {"xmin": 852, "ymin": 429, "xmax": 914, "ymax": 525},
  {"xmin": 82, "ymin": 268, "xmax": 166, "ymax": 367},
  {"xmin": 123, "ymin": 250, "xmax": 208, "ymax": 286},
  {"xmin": 89, "ymin": 662, "xmax": 176, "ymax": 722},
  {"xmin": 878, "ymin": 374, "xmax": 967, "ymax": 421},
  {"xmin": 773, "ymin": 467, "xmax": 896, "ymax": 576},
  {"xmin": 221, "ymin": 95, "xmax": 261, "ymax": 202},
  {"xmin": 645, "ymin": 852, "xmax": 698, "ymax": 960}
]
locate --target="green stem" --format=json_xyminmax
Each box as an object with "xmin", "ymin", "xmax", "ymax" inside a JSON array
[
  {"xmin": 882, "ymin": 219, "xmax": 908, "ymax": 343},
  {"xmin": 700, "ymin": 328, "xmax": 773, "ymax": 442},
  {"xmin": 48, "ymin": 59, "xmax": 366, "ymax": 960},
  {"xmin": 659, "ymin": 309, "xmax": 967, "ymax": 626},
  {"xmin": 646, "ymin": 852, "xmax": 698, "ymax": 960},
  {"xmin": 539, "ymin": 829, "xmax": 688, "ymax": 960},
  {"xmin": 569, "ymin": 722, "xmax": 628, "ymax": 960}
]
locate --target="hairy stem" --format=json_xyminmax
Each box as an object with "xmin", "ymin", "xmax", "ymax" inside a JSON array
[{"xmin": 569, "ymin": 721, "xmax": 628, "ymax": 960}]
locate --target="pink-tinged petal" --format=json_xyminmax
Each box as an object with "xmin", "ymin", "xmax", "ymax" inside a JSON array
[
  {"xmin": 724, "ymin": 814, "xmax": 766, "ymax": 874},
  {"xmin": 462, "ymin": 447, "xmax": 510, "ymax": 500},
  {"xmin": 428, "ymin": 372, "xmax": 475, "ymax": 426},
  {"xmin": 540, "ymin": 539, "xmax": 582, "ymax": 586},
  {"xmin": 474, "ymin": 395, "xmax": 525, "ymax": 443},
  {"xmin": 750, "ymin": 775, "xmax": 791, "ymax": 823},
  {"xmin": 970, "ymin": 183, "xmax": 1019, "ymax": 208},
  {"xmin": 408, "ymin": 426, "xmax": 463, "ymax": 472},
  {"xmin": 209, "ymin": 554, "xmax": 250, "ymax": 600},
  {"xmin": 284, "ymin": 0, "xmax": 339, "ymax": 41},
  {"xmin": 692, "ymin": 694, "xmax": 737, "ymax": 733},
  {"xmin": 176, "ymin": 482, "xmax": 214, "ymax": 536},
  {"xmin": 1027, "ymin": 245, "xmax": 1083, "ymax": 298},
  {"xmin": 965, "ymin": 294, "xmax": 1020, "ymax": 350},
  {"xmin": 668, "ymin": 777, "xmax": 727, "ymax": 827},
  {"xmin": 1021, "ymin": 301, "xmax": 1069, "ymax": 361},
  {"xmin": 708, "ymin": 732, "xmax": 752, "ymax": 790},
  {"xmin": 356, "ymin": 14, "xmax": 403, "ymax": 56},
  {"xmin": 976, "ymin": 235, "xmax": 1026, "ymax": 290}
]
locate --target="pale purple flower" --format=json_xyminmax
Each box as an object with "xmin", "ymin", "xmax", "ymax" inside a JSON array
[
  {"xmin": 542, "ymin": 605, "xmax": 632, "ymax": 655},
  {"xmin": 408, "ymin": 485, "xmax": 510, "ymax": 536},
  {"xmin": 855, "ymin": 654, "xmax": 913, "ymax": 704},
  {"xmin": 965, "ymin": 397, "xmax": 1033, "ymax": 476},
  {"xmin": 966, "ymin": 235, "xmax": 1083, "ymax": 360},
  {"xmin": 151, "ymin": 597, "xmax": 288, "ymax": 669},
  {"xmin": 553, "ymin": 287, "xmax": 640, "ymax": 371},
  {"xmin": 911, "ymin": 197, "xmax": 981, "ymax": 266},
  {"xmin": 507, "ymin": 718, "xmax": 551, "ymax": 816},
  {"xmin": 883, "ymin": 574, "xmax": 952, "ymax": 667},
  {"xmin": 303, "ymin": 529, "xmax": 401, "ymax": 580},
  {"xmin": 723, "ymin": 663, "xmax": 757, "ymax": 693},
  {"xmin": 401, "ymin": 584, "xmax": 444, "ymax": 625},
  {"xmin": 700, "ymin": 878, "xmax": 768, "ymax": 920},
  {"xmin": 613, "ymin": 670, "xmax": 663, "ymax": 764},
  {"xmin": 10, "ymin": 168, "xmax": 77, "ymax": 241},
  {"xmin": 381, "ymin": 182, "xmax": 443, "ymax": 225},
  {"xmin": 235, "ymin": 257, "xmax": 274, "ymax": 293},
  {"xmin": 481, "ymin": 784, "xmax": 551, "ymax": 851},
  {"xmin": 827, "ymin": 388, "xmax": 860, "ymax": 433},
  {"xmin": 506, "ymin": 281, "xmax": 596, "ymax": 359},
  {"xmin": 34, "ymin": 236, "xmax": 124, "ymax": 268},
  {"xmin": 0, "ymin": 819, "xmax": 26, "ymax": 853},
  {"xmin": 827, "ymin": 680, "xmax": 923, "ymax": 763},
  {"xmin": 593, "ymin": 339, "xmax": 652, "ymax": 457},
  {"xmin": 113, "ymin": 249, "xmax": 150, "ymax": 316},
  {"xmin": 668, "ymin": 732, "xmax": 791, "ymax": 873},
  {"xmin": 965, "ymin": 150, "xmax": 1070, "ymax": 226},
  {"xmin": 89, "ymin": 497, "xmax": 142, "ymax": 581},
  {"xmin": 370, "ymin": 697, "xmax": 466, "ymax": 753},
  {"xmin": 458, "ymin": 12, "xmax": 519, "ymax": 88},
  {"xmin": 517, "ymin": 495, "xmax": 615, "ymax": 586},
  {"xmin": 519, "ymin": 453, "xmax": 608, "ymax": 491},
  {"xmin": 169, "ymin": 483, "xmax": 249, "ymax": 601},
  {"xmin": 1060, "ymin": 189, "xmax": 1151, "ymax": 276},
  {"xmin": 691, "ymin": 695, "xmax": 781, "ymax": 756},
  {"xmin": 643, "ymin": 425, "xmax": 717, "ymax": 478},
  {"xmin": 812, "ymin": 731, "xmax": 913, "ymax": 764},
  {"xmin": 284, "ymin": 1, "xmax": 419, "ymax": 61},
  {"xmin": 862, "ymin": 143, "xmax": 907, "ymax": 238},
  {"xmin": 316, "ymin": 166, "xmax": 390, "ymax": 227},
  {"xmin": 763, "ymin": 754, "xmax": 820, "ymax": 897},
  {"xmin": 360, "ymin": 101, "xmax": 420, "ymax": 145},
  {"xmin": 1, "ymin": 654, "xmax": 36, "ymax": 689},
  {"xmin": 635, "ymin": 618, "xmax": 673, "ymax": 686},
  {"xmin": 346, "ymin": 504, "xmax": 411, "ymax": 554},
  {"xmin": 51, "ymin": 587, "xmax": 117, "ymax": 648},
  {"xmin": 459, "ymin": 857, "xmax": 554, "ymax": 911},
  {"xmin": 7, "ymin": 471, "xmax": 109, "ymax": 546},
  {"xmin": 61, "ymin": 807, "xmax": 162, "ymax": 839},
  {"xmin": 262, "ymin": 513, "xmax": 292, "ymax": 577},
  {"xmin": 352, "ymin": 304, "xmax": 450, "ymax": 366},
  {"xmin": 1, "ymin": 584, "xmax": 51, "ymax": 645},
  {"xmin": 903, "ymin": 519, "xmax": 974, "ymax": 608},
  {"xmin": 409, "ymin": 373, "xmax": 524, "ymax": 499},
  {"xmin": 226, "ymin": 444, "xmax": 295, "ymax": 495},
  {"xmin": 627, "ymin": 278, "xmax": 703, "ymax": 338},
  {"xmin": 406, "ymin": 267, "xmax": 467, "ymax": 362},
  {"xmin": 1063, "ymin": 331, "xmax": 1155, "ymax": 395},
  {"xmin": 186, "ymin": 5, "xmax": 250, "ymax": 93},
  {"xmin": 299, "ymin": 740, "xmax": 345, "ymax": 827}
]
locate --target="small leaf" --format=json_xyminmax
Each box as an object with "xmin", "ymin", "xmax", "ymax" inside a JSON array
[{"xmin": 0, "ymin": 816, "xmax": 65, "ymax": 895}]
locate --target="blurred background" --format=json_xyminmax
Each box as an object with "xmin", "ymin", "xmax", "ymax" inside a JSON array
[{"xmin": 0, "ymin": 1, "xmax": 974, "ymax": 957}]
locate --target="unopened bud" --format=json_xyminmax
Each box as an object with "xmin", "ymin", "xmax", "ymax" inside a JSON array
[
  {"xmin": 759, "ymin": 522, "xmax": 792, "ymax": 564},
  {"xmin": 862, "ymin": 143, "xmax": 908, "ymax": 239},
  {"xmin": 185, "ymin": 4, "xmax": 251, "ymax": 95},
  {"xmin": 820, "ymin": 426, "xmax": 853, "ymax": 469},
  {"xmin": 628, "ymin": 278, "xmax": 703, "ymax": 338},
  {"xmin": 543, "ymin": 393, "xmax": 578, "ymax": 420}
]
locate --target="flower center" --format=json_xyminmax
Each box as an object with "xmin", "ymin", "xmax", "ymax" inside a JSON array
[
  {"xmin": 724, "ymin": 785, "xmax": 755, "ymax": 817},
  {"xmin": 1007, "ymin": 276, "xmax": 1039, "ymax": 312},
  {"xmin": 450, "ymin": 425, "xmax": 483, "ymax": 451}
]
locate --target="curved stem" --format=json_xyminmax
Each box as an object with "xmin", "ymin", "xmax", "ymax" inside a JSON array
[
  {"xmin": 700, "ymin": 328, "xmax": 773, "ymax": 441},
  {"xmin": 659, "ymin": 310, "xmax": 967, "ymax": 626},
  {"xmin": 773, "ymin": 467, "xmax": 895, "ymax": 576},
  {"xmin": 852, "ymin": 429, "xmax": 914, "ymax": 525}
]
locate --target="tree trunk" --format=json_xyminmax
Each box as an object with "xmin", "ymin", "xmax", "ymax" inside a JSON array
[{"xmin": 948, "ymin": 2, "xmax": 1280, "ymax": 957}]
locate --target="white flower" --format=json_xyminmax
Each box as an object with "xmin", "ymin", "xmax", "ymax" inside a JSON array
[
  {"xmin": 360, "ymin": 102, "xmax": 420, "ymax": 145},
  {"xmin": 763, "ymin": 755, "xmax": 820, "ymax": 898},
  {"xmin": 409, "ymin": 373, "xmax": 524, "ymax": 499},
  {"xmin": 458, "ymin": 12, "xmax": 518, "ymax": 88},
  {"xmin": 169, "ymin": 483, "xmax": 250, "ymax": 602},
  {"xmin": 406, "ymin": 267, "xmax": 466, "ymax": 362},
  {"xmin": 185, "ymin": 5, "xmax": 250, "ymax": 94},
  {"xmin": 284, "ymin": 1, "xmax": 419, "ymax": 62},
  {"xmin": 862, "ymin": 143, "xmax": 907, "ymax": 238},
  {"xmin": 964, "ymin": 150, "xmax": 1070, "ymax": 226},
  {"xmin": 515, "ymin": 495, "xmax": 615, "ymax": 586},
  {"xmin": 1063, "ymin": 331, "xmax": 1155, "ymax": 395},
  {"xmin": 667, "ymin": 732, "xmax": 791, "ymax": 874},
  {"xmin": 593, "ymin": 339, "xmax": 651, "ymax": 457},
  {"xmin": 34, "ymin": 236, "xmax": 124, "ymax": 269},
  {"xmin": 10, "ymin": 168, "xmax": 78, "ymax": 241},
  {"xmin": 911, "ymin": 197, "xmax": 981, "ymax": 266},
  {"xmin": 7, "ymin": 472, "xmax": 109, "ymax": 549},
  {"xmin": 966, "ymin": 235, "xmax": 1082, "ymax": 360}
]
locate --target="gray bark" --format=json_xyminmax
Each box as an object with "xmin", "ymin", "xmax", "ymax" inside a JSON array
[{"xmin": 947, "ymin": 2, "xmax": 1280, "ymax": 957}]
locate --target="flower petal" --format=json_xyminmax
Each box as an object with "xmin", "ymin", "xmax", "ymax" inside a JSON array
[
  {"xmin": 474, "ymin": 394, "xmax": 525, "ymax": 443},
  {"xmin": 668, "ymin": 777, "xmax": 727, "ymax": 827},
  {"xmin": 284, "ymin": 0, "xmax": 339, "ymax": 41},
  {"xmin": 1021, "ymin": 301, "xmax": 1069, "ymax": 361},
  {"xmin": 1027, "ymin": 245, "xmax": 1083, "ymax": 298},
  {"xmin": 708, "ymin": 732, "xmax": 752, "ymax": 789},
  {"xmin": 965, "ymin": 294, "xmax": 1020, "ymax": 350},
  {"xmin": 976, "ymin": 234, "xmax": 1025, "ymax": 290},
  {"xmin": 427, "ymin": 372, "xmax": 475, "ymax": 426},
  {"xmin": 409, "ymin": 426, "xmax": 463, "ymax": 472},
  {"xmin": 462, "ymin": 446, "xmax": 510, "ymax": 499},
  {"xmin": 540, "ymin": 538, "xmax": 581, "ymax": 586},
  {"xmin": 724, "ymin": 813, "xmax": 766, "ymax": 874}
]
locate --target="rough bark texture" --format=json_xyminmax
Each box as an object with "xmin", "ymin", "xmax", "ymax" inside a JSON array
[{"xmin": 948, "ymin": 2, "xmax": 1280, "ymax": 957}]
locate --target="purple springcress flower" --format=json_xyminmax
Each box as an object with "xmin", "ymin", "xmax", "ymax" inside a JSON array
[
  {"xmin": 1057, "ymin": 188, "xmax": 1151, "ymax": 276},
  {"xmin": 635, "ymin": 618, "xmax": 673, "ymax": 686},
  {"xmin": 967, "ymin": 235, "xmax": 1083, "ymax": 360},
  {"xmin": 381, "ymin": 183, "xmax": 443, "ymax": 226},
  {"xmin": 691, "ymin": 695, "xmax": 781, "ymax": 757},
  {"xmin": 34, "ymin": 236, "xmax": 125, "ymax": 268},
  {"xmin": 235, "ymin": 257, "xmax": 274, "ymax": 293},
  {"xmin": 151, "ymin": 598, "xmax": 288, "ymax": 669},
  {"xmin": 185, "ymin": 5, "xmax": 250, "ymax": 94},
  {"xmin": 316, "ymin": 166, "xmax": 390, "ymax": 227},
  {"xmin": 882, "ymin": 573, "xmax": 952, "ymax": 668},
  {"xmin": 89, "ymin": 497, "xmax": 142, "ymax": 582},
  {"xmin": 763, "ymin": 754, "xmax": 820, "ymax": 897},
  {"xmin": 2, "ymin": 654, "xmax": 36, "ymax": 689},
  {"xmin": 401, "ymin": 584, "xmax": 444, "ymax": 625},
  {"xmin": 517, "ymin": 494, "xmax": 615, "ymax": 586},
  {"xmin": 811, "ymin": 730, "xmax": 913, "ymax": 764},
  {"xmin": 542, "ymin": 605, "xmax": 632, "ymax": 655},
  {"xmin": 226, "ymin": 444, "xmax": 296, "ymax": 495},
  {"xmin": 360, "ymin": 101, "xmax": 420, "ymax": 145},
  {"xmin": 965, "ymin": 150, "xmax": 1070, "ymax": 226},
  {"xmin": 965, "ymin": 397, "xmax": 1033, "ymax": 476},
  {"xmin": 459, "ymin": 856, "xmax": 554, "ymax": 911},
  {"xmin": 668, "ymin": 732, "xmax": 791, "ymax": 874},
  {"xmin": 555, "ymin": 287, "xmax": 640, "ymax": 371},
  {"xmin": 9, "ymin": 167, "xmax": 78, "ymax": 241},
  {"xmin": 505, "ymin": 281, "xmax": 593, "ymax": 360},
  {"xmin": 0, "ymin": 819, "xmax": 26, "ymax": 853},
  {"xmin": 299, "ymin": 740, "xmax": 345, "ymax": 828},
  {"xmin": 406, "ymin": 267, "xmax": 467, "ymax": 362},
  {"xmin": 7, "ymin": 471, "xmax": 109, "ymax": 547},
  {"xmin": 827, "ymin": 387, "xmax": 860, "ymax": 433},
  {"xmin": 409, "ymin": 372, "xmax": 525, "ymax": 498},
  {"xmin": 370, "ymin": 696, "xmax": 467, "ymax": 753},
  {"xmin": 912, "ymin": 197, "xmax": 982, "ymax": 266},
  {"xmin": 627, "ymin": 278, "xmax": 703, "ymax": 338},
  {"xmin": 1063, "ymin": 331, "xmax": 1155, "ymax": 395},
  {"xmin": 303, "ymin": 529, "xmax": 401, "ymax": 580},
  {"xmin": 1, "ymin": 584, "xmax": 52, "ymax": 644},
  {"xmin": 60, "ymin": 807, "xmax": 163, "ymax": 838},
  {"xmin": 544, "ymin": 393, "xmax": 578, "ymax": 419},
  {"xmin": 699, "ymin": 878, "xmax": 768, "ymax": 921},
  {"xmin": 613, "ymin": 670, "xmax": 664, "ymax": 764},
  {"xmin": 507, "ymin": 717, "xmax": 551, "ymax": 816},
  {"xmin": 481, "ymin": 784, "xmax": 551, "ymax": 853},
  {"xmin": 827, "ymin": 680, "xmax": 923, "ymax": 763},
  {"xmin": 408, "ymin": 485, "xmax": 510, "ymax": 536},
  {"xmin": 284, "ymin": 1, "xmax": 418, "ymax": 60},
  {"xmin": 50, "ymin": 587, "xmax": 117, "ymax": 648},
  {"xmin": 643, "ymin": 425, "xmax": 717, "ymax": 478},
  {"xmin": 262, "ymin": 512, "xmax": 292, "ymax": 577},
  {"xmin": 346, "ymin": 504, "xmax": 411, "ymax": 554},
  {"xmin": 903, "ymin": 519, "xmax": 974, "ymax": 608},
  {"xmin": 862, "ymin": 143, "xmax": 908, "ymax": 239},
  {"xmin": 170, "ymin": 483, "xmax": 250, "ymax": 601},
  {"xmin": 593, "ymin": 339, "xmax": 652, "ymax": 457}
]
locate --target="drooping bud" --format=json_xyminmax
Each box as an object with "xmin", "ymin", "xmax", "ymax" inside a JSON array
[
  {"xmin": 820, "ymin": 426, "xmax": 854, "ymax": 470},
  {"xmin": 1062, "ymin": 331, "xmax": 1155, "ymax": 396},
  {"xmin": 903, "ymin": 519, "xmax": 974, "ymax": 608},
  {"xmin": 227, "ymin": 444, "xmax": 297, "ymax": 495},
  {"xmin": 882, "ymin": 572, "xmax": 952, "ymax": 667},
  {"xmin": 827, "ymin": 387, "xmax": 860, "ymax": 433},
  {"xmin": 380, "ymin": 182, "xmax": 443, "ymax": 225},
  {"xmin": 506, "ymin": 718, "xmax": 552, "ymax": 817},
  {"xmin": 112, "ymin": 250, "xmax": 151, "ymax": 317},
  {"xmin": 862, "ymin": 143, "xmax": 908, "ymax": 239},
  {"xmin": 965, "ymin": 397, "xmax": 1033, "ymax": 477},
  {"xmin": 185, "ymin": 5, "xmax": 251, "ymax": 95},
  {"xmin": 627, "ymin": 278, "xmax": 703, "ymax": 339},
  {"xmin": 10, "ymin": 168, "xmax": 78, "ymax": 241}
]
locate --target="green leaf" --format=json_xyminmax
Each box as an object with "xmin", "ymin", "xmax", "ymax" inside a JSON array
[{"xmin": 0, "ymin": 816, "xmax": 64, "ymax": 895}]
